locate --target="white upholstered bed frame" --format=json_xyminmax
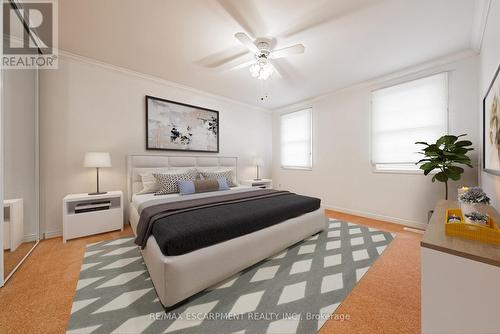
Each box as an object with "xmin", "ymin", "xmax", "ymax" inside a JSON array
[
  {"xmin": 127, "ymin": 154, "xmax": 240, "ymax": 202},
  {"xmin": 127, "ymin": 154, "xmax": 326, "ymax": 308}
]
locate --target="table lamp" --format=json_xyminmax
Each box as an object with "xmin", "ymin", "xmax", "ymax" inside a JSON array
[
  {"xmin": 253, "ymin": 157, "xmax": 264, "ymax": 181},
  {"xmin": 84, "ymin": 152, "xmax": 111, "ymax": 195}
]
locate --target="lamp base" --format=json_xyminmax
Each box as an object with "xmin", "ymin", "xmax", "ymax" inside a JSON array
[
  {"xmin": 88, "ymin": 191, "xmax": 107, "ymax": 196},
  {"xmin": 253, "ymin": 178, "xmax": 262, "ymax": 181}
]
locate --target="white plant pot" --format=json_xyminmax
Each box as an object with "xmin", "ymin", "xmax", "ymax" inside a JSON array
[{"xmin": 460, "ymin": 202, "xmax": 488, "ymax": 216}]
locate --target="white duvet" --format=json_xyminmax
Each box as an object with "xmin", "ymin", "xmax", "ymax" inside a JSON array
[{"xmin": 131, "ymin": 185, "xmax": 257, "ymax": 214}]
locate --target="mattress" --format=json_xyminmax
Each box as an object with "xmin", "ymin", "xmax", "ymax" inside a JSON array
[
  {"xmin": 133, "ymin": 187, "xmax": 321, "ymax": 256},
  {"xmin": 129, "ymin": 186, "xmax": 256, "ymax": 234},
  {"xmin": 150, "ymin": 191, "xmax": 321, "ymax": 255},
  {"xmin": 131, "ymin": 185, "xmax": 252, "ymax": 209}
]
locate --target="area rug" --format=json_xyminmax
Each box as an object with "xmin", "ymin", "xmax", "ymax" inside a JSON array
[{"xmin": 67, "ymin": 219, "xmax": 394, "ymax": 334}]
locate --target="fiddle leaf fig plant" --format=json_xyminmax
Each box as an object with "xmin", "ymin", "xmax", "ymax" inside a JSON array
[{"xmin": 415, "ymin": 134, "xmax": 474, "ymax": 200}]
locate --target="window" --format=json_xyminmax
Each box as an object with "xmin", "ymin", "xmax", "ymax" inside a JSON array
[
  {"xmin": 371, "ymin": 72, "xmax": 448, "ymax": 171},
  {"xmin": 281, "ymin": 108, "xmax": 312, "ymax": 169}
]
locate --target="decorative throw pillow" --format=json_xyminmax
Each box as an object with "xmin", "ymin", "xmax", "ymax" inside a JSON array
[
  {"xmin": 138, "ymin": 169, "xmax": 199, "ymax": 194},
  {"xmin": 200, "ymin": 170, "xmax": 236, "ymax": 187},
  {"xmin": 137, "ymin": 173, "xmax": 160, "ymax": 194},
  {"xmin": 178, "ymin": 177, "xmax": 229, "ymax": 195},
  {"xmin": 153, "ymin": 169, "xmax": 199, "ymax": 195}
]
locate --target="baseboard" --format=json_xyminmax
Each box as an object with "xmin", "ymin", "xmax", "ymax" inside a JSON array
[
  {"xmin": 323, "ymin": 204, "xmax": 428, "ymax": 230},
  {"xmin": 22, "ymin": 234, "xmax": 38, "ymax": 242},
  {"xmin": 43, "ymin": 230, "xmax": 62, "ymax": 239}
]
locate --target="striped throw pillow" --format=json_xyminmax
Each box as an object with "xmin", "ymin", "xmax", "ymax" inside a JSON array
[
  {"xmin": 178, "ymin": 178, "xmax": 229, "ymax": 195},
  {"xmin": 200, "ymin": 170, "xmax": 236, "ymax": 187}
]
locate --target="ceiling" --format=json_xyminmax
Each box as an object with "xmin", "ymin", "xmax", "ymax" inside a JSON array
[{"xmin": 59, "ymin": 0, "xmax": 478, "ymax": 109}]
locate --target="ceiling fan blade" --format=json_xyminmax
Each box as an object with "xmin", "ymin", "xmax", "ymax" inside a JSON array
[
  {"xmin": 229, "ymin": 59, "xmax": 255, "ymax": 71},
  {"xmin": 279, "ymin": 0, "xmax": 384, "ymax": 38},
  {"xmin": 195, "ymin": 49, "xmax": 250, "ymax": 68},
  {"xmin": 217, "ymin": 0, "xmax": 267, "ymax": 38},
  {"xmin": 268, "ymin": 59, "xmax": 282, "ymax": 79},
  {"xmin": 234, "ymin": 32, "xmax": 259, "ymax": 53},
  {"xmin": 271, "ymin": 44, "xmax": 305, "ymax": 59}
]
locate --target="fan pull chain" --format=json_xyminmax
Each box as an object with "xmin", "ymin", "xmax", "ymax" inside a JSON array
[{"xmin": 260, "ymin": 79, "xmax": 269, "ymax": 101}]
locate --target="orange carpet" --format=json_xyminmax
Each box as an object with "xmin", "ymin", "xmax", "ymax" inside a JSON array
[{"xmin": 319, "ymin": 211, "xmax": 421, "ymax": 334}]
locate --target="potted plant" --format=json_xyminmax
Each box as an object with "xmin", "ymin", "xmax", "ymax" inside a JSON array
[
  {"xmin": 416, "ymin": 134, "xmax": 474, "ymax": 200},
  {"xmin": 459, "ymin": 187, "xmax": 491, "ymax": 216}
]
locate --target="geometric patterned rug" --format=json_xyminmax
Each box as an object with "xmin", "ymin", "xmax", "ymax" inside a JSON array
[{"xmin": 67, "ymin": 219, "xmax": 394, "ymax": 334}]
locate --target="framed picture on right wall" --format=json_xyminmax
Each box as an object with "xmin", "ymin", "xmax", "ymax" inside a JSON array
[{"xmin": 483, "ymin": 63, "xmax": 500, "ymax": 175}]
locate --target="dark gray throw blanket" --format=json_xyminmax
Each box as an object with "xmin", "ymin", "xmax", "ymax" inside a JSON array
[{"xmin": 135, "ymin": 189, "xmax": 291, "ymax": 249}]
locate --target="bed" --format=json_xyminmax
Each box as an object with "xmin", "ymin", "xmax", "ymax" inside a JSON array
[{"xmin": 127, "ymin": 154, "xmax": 326, "ymax": 308}]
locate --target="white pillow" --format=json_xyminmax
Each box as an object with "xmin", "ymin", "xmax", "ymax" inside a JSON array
[{"xmin": 137, "ymin": 173, "xmax": 160, "ymax": 194}]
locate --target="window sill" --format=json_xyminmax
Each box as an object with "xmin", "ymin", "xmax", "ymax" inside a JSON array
[
  {"xmin": 372, "ymin": 168, "xmax": 424, "ymax": 175},
  {"xmin": 372, "ymin": 163, "xmax": 424, "ymax": 175},
  {"xmin": 281, "ymin": 166, "xmax": 313, "ymax": 171},
  {"xmin": 371, "ymin": 164, "xmax": 441, "ymax": 175}
]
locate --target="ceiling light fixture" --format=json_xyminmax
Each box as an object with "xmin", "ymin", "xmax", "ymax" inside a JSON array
[
  {"xmin": 204, "ymin": 32, "xmax": 305, "ymax": 82},
  {"xmin": 249, "ymin": 55, "xmax": 274, "ymax": 80}
]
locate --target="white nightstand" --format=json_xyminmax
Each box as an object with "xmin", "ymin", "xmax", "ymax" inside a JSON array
[
  {"xmin": 240, "ymin": 179, "xmax": 273, "ymax": 189},
  {"xmin": 63, "ymin": 191, "xmax": 123, "ymax": 243},
  {"xmin": 3, "ymin": 199, "xmax": 23, "ymax": 251}
]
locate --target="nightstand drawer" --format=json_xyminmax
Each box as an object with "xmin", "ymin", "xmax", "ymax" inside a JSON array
[
  {"xmin": 252, "ymin": 182, "xmax": 269, "ymax": 188},
  {"xmin": 65, "ymin": 208, "xmax": 122, "ymax": 240}
]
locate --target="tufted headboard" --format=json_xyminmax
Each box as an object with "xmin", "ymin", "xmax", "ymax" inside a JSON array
[{"xmin": 126, "ymin": 154, "xmax": 238, "ymax": 201}]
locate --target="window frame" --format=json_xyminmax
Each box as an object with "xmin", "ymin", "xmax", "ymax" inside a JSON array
[
  {"xmin": 280, "ymin": 107, "xmax": 313, "ymax": 170},
  {"xmin": 370, "ymin": 72, "xmax": 450, "ymax": 174}
]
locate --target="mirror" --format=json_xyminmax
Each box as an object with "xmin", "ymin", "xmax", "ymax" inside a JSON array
[{"xmin": 2, "ymin": 66, "xmax": 39, "ymax": 281}]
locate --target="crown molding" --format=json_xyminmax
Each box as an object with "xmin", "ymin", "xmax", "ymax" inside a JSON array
[
  {"xmin": 56, "ymin": 50, "xmax": 270, "ymax": 113},
  {"xmin": 471, "ymin": 0, "xmax": 492, "ymax": 52},
  {"xmin": 272, "ymin": 49, "xmax": 478, "ymax": 113}
]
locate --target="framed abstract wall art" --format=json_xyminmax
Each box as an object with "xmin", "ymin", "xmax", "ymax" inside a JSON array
[
  {"xmin": 483, "ymin": 63, "xmax": 500, "ymax": 175},
  {"xmin": 146, "ymin": 95, "xmax": 219, "ymax": 152}
]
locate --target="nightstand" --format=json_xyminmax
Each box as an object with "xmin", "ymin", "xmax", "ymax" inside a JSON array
[
  {"xmin": 240, "ymin": 179, "xmax": 273, "ymax": 189},
  {"xmin": 3, "ymin": 199, "xmax": 23, "ymax": 251},
  {"xmin": 62, "ymin": 191, "xmax": 123, "ymax": 243}
]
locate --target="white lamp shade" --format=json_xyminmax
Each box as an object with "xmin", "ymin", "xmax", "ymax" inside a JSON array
[
  {"xmin": 84, "ymin": 152, "xmax": 112, "ymax": 168},
  {"xmin": 253, "ymin": 157, "xmax": 264, "ymax": 166}
]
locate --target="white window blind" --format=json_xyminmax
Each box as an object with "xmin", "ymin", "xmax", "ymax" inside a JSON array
[
  {"xmin": 371, "ymin": 73, "xmax": 448, "ymax": 169},
  {"xmin": 281, "ymin": 108, "xmax": 312, "ymax": 169}
]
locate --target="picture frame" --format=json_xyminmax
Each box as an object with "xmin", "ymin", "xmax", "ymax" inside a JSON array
[
  {"xmin": 145, "ymin": 95, "xmax": 219, "ymax": 153},
  {"xmin": 483, "ymin": 63, "xmax": 500, "ymax": 175}
]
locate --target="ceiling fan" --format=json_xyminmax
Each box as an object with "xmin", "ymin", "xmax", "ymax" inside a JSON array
[{"xmin": 230, "ymin": 32, "xmax": 305, "ymax": 80}]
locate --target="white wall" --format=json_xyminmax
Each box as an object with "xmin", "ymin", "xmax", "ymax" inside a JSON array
[
  {"xmin": 272, "ymin": 54, "xmax": 479, "ymax": 228},
  {"xmin": 479, "ymin": 1, "xmax": 500, "ymax": 211},
  {"xmin": 39, "ymin": 54, "xmax": 272, "ymax": 236}
]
